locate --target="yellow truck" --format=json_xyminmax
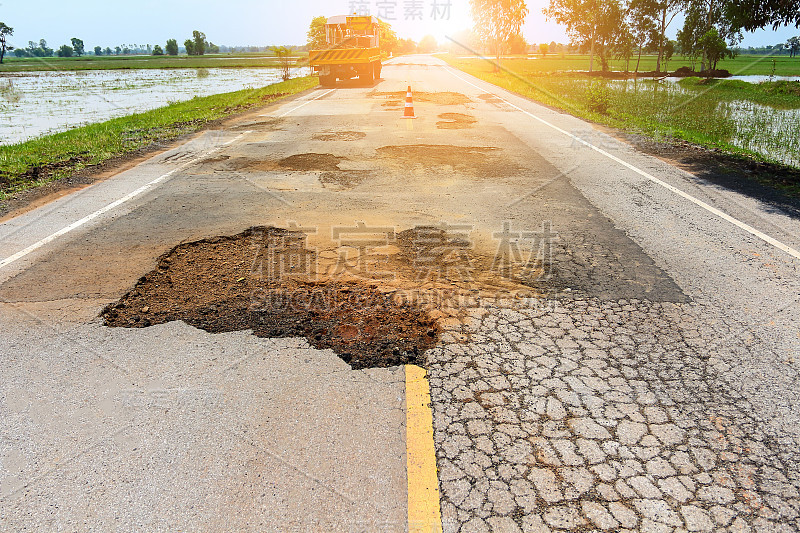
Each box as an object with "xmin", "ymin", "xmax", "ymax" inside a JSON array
[{"xmin": 309, "ymin": 15, "xmax": 382, "ymax": 87}]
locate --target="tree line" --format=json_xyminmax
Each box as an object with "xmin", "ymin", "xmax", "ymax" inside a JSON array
[
  {"xmin": 469, "ymin": 0, "xmax": 799, "ymax": 73},
  {"xmin": 0, "ymin": 27, "xmax": 224, "ymax": 62}
]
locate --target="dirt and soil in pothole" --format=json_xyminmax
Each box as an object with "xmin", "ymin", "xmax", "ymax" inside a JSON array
[
  {"xmin": 437, "ymin": 113, "xmax": 478, "ymax": 129},
  {"xmin": 376, "ymin": 145, "xmax": 520, "ymax": 178},
  {"xmin": 370, "ymin": 91, "xmax": 472, "ymax": 107},
  {"xmin": 312, "ymin": 131, "xmax": 367, "ymax": 141},
  {"xmin": 101, "ymin": 226, "xmax": 543, "ymax": 369}
]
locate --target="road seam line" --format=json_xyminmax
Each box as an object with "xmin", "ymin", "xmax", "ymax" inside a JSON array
[
  {"xmin": 0, "ymin": 132, "xmax": 249, "ymax": 271},
  {"xmin": 406, "ymin": 364, "xmax": 443, "ymax": 533},
  {"xmin": 262, "ymin": 88, "xmax": 336, "ymax": 118},
  {"xmin": 445, "ymin": 67, "xmax": 800, "ymax": 262}
]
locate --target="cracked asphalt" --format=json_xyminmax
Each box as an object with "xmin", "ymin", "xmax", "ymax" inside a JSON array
[{"xmin": 2, "ymin": 55, "xmax": 800, "ymax": 531}]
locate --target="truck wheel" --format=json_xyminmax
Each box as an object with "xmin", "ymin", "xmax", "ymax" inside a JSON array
[
  {"xmin": 361, "ymin": 66, "xmax": 374, "ymax": 84},
  {"xmin": 373, "ymin": 62, "xmax": 382, "ymax": 80},
  {"xmin": 320, "ymin": 74, "xmax": 336, "ymax": 87}
]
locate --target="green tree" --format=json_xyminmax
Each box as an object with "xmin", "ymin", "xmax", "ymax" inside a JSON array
[
  {"xmin": 538, "ymin": 42, "xmax": 549, "ymax": 56},
  {"xmin": 470, "ymin": 0, "xmax": 529, "ymax": 68},
  {"xmin": 94, "ymin": 46, "xmax": 102, "ymax": 56},
  {"xmin": 70, "ymin": 37, "xmax": 84, "ymax": 56},
  {"xmin": 57, "ymin": 44, "xmax": 73, "ymax": 57},
  {"xmin": 724, "ymin": 0, "xmax": 800, "ymax": 31},
  {"xmin": 115, "ymin": 46, "xmax": 121, "ymax": 55},
  {"xmin": 184, "ymin": 39, "xmax": 195, "ymax": 55},
  {"xmin": 627, "ymin": 2, "xmax": 657, "ymax": 72},
  {"xmin": 629, "ymin": 0, "xmax": 683, "ymax": 72},
  {"xmin": 0, "ymin": 23, "xmax": 14, "ymax": 64},
  {"xmin": 698, "ymin": 27, "xmax": 731, "ymax": 70},
  {"xmin": 307, "ymin": 15, "xmax": 328, "ymax": 50},
  {"xmin": 104, "ymin": 47, "xmax": 112, "ymax": 56},
  {"xmin": 165, "ymin": 39, "xmax": 178, "ymax": 56},
  {"xmin": 507, "ymin": 33, "xmax": 528, "ymax": 54},
  {"xmin": 545, "ymin": 0, "xmax": 626, "ymax": 72},
  {"xmin": 207, "ymin": 42, "xmax": 219, "ymax": 54},
  {"xmin": 787, "ymin": 36, "xmax": 799, "ymax": 58},
  {"xmin": 192, "ymin": 31, "xmax": 206, "ymax": 55},
  {"xmin": 270, "ymin": 45, "xmax": 292, "ymax": 81},
  {"xmin": 152, "ymin": 44, "xmax": 164, "ymax": 55},
  {"xmin": 418, "ymin": 34, "xmax": 438, "ymax": 53}
]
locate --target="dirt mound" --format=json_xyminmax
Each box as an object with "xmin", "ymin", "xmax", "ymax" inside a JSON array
[
  {"xmin": 437, "ymin": 113, "xmax": 477, "ymax": 129},
  {"xmin": 371, "ymin": 91, "xmax": 472, "ymax": 105},
  {"xmin": 312, "ymin": 131, "xmax": 367, "ymax": 141},
  {"xmin": 101, "ymin": 227, "xmax": 440, "ymax": 369}
]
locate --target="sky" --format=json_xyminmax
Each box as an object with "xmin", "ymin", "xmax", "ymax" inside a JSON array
[{"xmin": 1, "ymin": 0, "xmax": 797, "ymax": 51}]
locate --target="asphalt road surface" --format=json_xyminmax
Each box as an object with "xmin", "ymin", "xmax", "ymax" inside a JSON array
[{"xmin": 2, "ymin": 55, "xmax": 800, "ymax": 532}]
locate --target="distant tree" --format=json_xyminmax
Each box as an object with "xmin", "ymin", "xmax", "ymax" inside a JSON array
[
  {"xmin": 539, "ymin": 42, "xmax": 549, "ymax": 56},
  {"xmin": 94, "ymin": 45, "xmax": 102, "ymax": 56},
  {"xmin": 70, "ymin": 38, "xmax": 84, "ymax": 56},
  {"xmin": 207, "ymin": 42, "xmax": 220, "ymax": 54},
  {"xmin": 122, "ymin": 47, "xmax": 130, "ymax": 55},
  {"xmin": 506, "ymin": 33, "xmax": 528, "ymax": 54},
  {"xmin": 0, "ymin": 23, "xmax": 13, "ymax": 64},
  {"xmin": 14, "ymin": 48, "xmax": 26, "ymax": 57},
  {"xmin": 152, "ymin": 44, "xmax": 164, "ymax": 55},
  {"xmin": 165, "ymin": 39, "xmax": 178, "ymax": 56},
  {"xmin": 629, "ymin": 0, "xmax": 682, "ymax": 73},
  {"xmin": 57, "ymin": 44, "xmax": 73, "ymax": 57},
  {"xmin": 698, "ymin": 27, "xmax": 731, "ymax": 70},
  {"xmin": 418, "ymin": 34, "xmax": 438, "ymax": 53},
  {"xmin": 396, "ymin": 38, "xmax": 417, "ymax": 54},
  {"xmin": 786, "ymin": 36, "xmax": 799, "ymax": 58},
  {"xmin": 471, "ymin": 0, "xmax": 529, "ymax": 68},
  {"xmin": 545, "ymin": 0, "xmax": 626, "ymax": 72},
  {"xmin": 192, "ymin": 31, "xmax": 206, "ymax": 55},
  {"xmin": 270, "ymin": 45, "xmax": 292, "ymax": 80},
  {"xmin": 184, "ymin": 39, "xmax": 195, "ymax": 55},
  {"xmin": 115, "ymin": 46, "xmax": 121, "ymax": 55},
  {"xmin": 379, "ymin": 20, "xmax": 398, "ymax": 55},
  {"xmin": 307, "ymin": 15, "xmax": 328, "ymax": 50},
  {"xmin": 104, "ymin": 47, "xmax": 112, "ymax": 56}
]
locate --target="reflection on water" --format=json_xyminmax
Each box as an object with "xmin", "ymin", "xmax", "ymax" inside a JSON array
[{"xmin": 0, "ymin": 67, "xmax": 310, "ymax": 145}]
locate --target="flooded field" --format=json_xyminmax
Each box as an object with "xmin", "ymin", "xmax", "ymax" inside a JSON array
[
  {"xmin": 0, "ymin": 67, "xmax": 310, "ymax": 145},
  {"xmin": 607, "ymin": 78, "xmax": 800, "ymax": 167}
]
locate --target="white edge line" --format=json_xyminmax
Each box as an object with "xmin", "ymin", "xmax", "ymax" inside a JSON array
[
  {"xmin": 0, "ymin": 131, "xmax": 251, "ymax": 271},
  {"xmin": 445, "ymin": 67, "xmax": 800, "ymax": 262},
  {"xmin": 261, "ymin": 88, "xmax": 336, "ymax": 118}
]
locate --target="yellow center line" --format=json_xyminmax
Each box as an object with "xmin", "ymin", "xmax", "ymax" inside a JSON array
[{"xmin": 405, "ymin": 364, "xmax": 443, "ymax": 533}]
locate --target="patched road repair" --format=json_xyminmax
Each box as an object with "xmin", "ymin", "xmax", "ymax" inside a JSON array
[{"xmin": 2, "ymin": 55, "xmax": 800, "ymax": 532}]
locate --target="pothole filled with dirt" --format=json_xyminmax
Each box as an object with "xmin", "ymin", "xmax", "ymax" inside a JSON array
[
  {"xmin": 371, "ymin": 91, "xmax": 472, "ymax": 106},
  {"xmin": 437, "ymin": 113, "xmax": 477, "ymax": 129},
  {"xmin": 102, "ymin": 225, "xmax": 544, "ymax": 368},
  {"xmin": 228, "ymin": 153, "xmax": 346, "ymax": 172},
  {"xmin": 101, "ymin": 227, "xmax": 439, "ymax": 369},
  {"xmin": 312, "ymin": 131, "xmax": 367, "ymax": 141},
  {"xmin": 376, "ymin": 145, "xmax": 519, "ymax": 177}
]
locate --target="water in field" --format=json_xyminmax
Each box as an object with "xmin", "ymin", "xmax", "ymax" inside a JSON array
[
  {"xmin": 0, "ymin": 67, "xmax": 310, "ymax": 145},
  {"xmin": 604, "ymin": 78, "xmax": 800, "ymax": 167}
]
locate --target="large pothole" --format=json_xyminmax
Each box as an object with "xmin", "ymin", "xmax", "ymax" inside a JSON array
[{"xmin": 102, "ymin": 225, "xmax": 544, "ymax": 368}]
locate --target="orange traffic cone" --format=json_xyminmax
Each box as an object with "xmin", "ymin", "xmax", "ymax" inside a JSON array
[{"xmin": 403, "ymin": 85, "xmax": 416, "ymax": 119}]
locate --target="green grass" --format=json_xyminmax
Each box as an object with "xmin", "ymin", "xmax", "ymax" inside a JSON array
[
  {"xmin": 443, "ymin": 53, "xmax": 800, "ymax": 77},
  {"xmin": 0, "ymin": 76, "xmax": 318, "ymax": 201},
  {"xmin": 441, "ymin": 54, "xmax": 800, "ymax": 169},
  {"xmin": 0, "ymin": 53, "xmax": 309, "ymax": 72}
]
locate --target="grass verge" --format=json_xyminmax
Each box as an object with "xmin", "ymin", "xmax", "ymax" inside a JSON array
[
  {"xmin": 0, "ymin": 76, "xmax": 318, "ymax": 201},
  {"xmin": 442, "ymin": 55, "xmax": 800, "ymax": 178}
]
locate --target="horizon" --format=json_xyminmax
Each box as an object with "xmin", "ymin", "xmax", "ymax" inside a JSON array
[{"xmin": 2, "ymin": 0, "xmax": 798, "ymax": 52}]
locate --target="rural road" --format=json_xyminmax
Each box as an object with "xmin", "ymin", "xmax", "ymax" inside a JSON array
[{"xmin": 2, "ymin": 54, "xmax": 800, "ymax": 532}]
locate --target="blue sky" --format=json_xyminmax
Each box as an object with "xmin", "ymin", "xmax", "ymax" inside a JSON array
[{"xmin": 1, "ymin": 0, "xmax": 797, "ymax": 50}]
